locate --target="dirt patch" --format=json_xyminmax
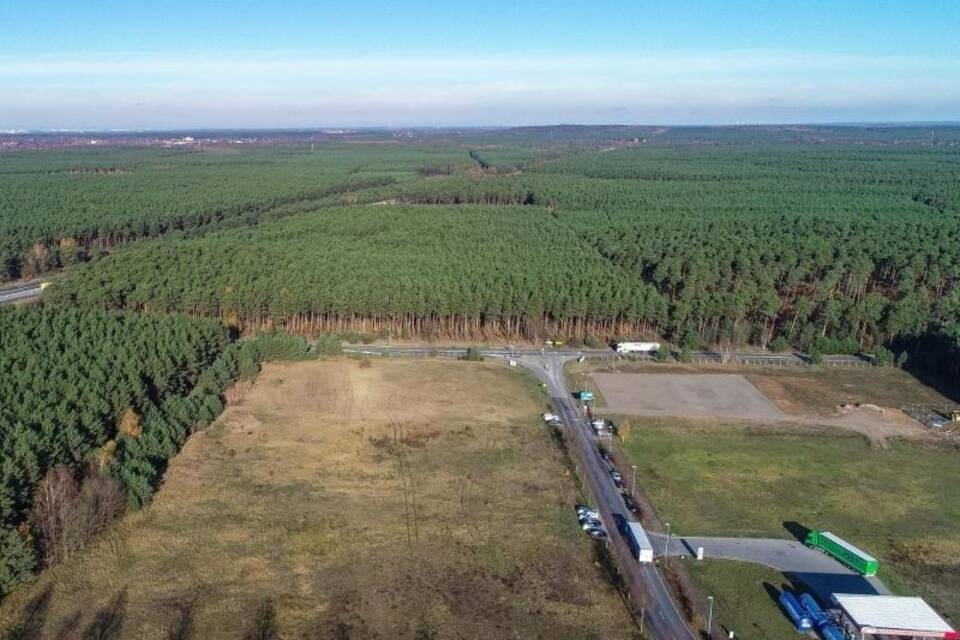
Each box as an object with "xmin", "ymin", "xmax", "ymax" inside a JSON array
[
  {"xmin": 810, "ymin": 405, "xmax": 932, "ymax": 448},
  {"xmin": 592, "ymin": 372, "xmax": 785, "ymax": 420}
]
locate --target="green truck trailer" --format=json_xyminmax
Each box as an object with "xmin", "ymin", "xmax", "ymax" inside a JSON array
[{"xmin": 806, "ymin": 530, "xmax": 879, "ymax": 576}]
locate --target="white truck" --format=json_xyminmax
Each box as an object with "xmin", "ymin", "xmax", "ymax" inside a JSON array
[
  {"xmin": 626, "ymin": 522, "xmax": 655, "ymax": 563},
  {"xmin": 616, "ymin": 341, "xmax": 661, "ymax": 354}
]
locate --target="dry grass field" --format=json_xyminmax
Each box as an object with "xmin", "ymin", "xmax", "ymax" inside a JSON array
[{"xmin": 0, "ymin": 358, "xmax": 635, "ymax": 639}]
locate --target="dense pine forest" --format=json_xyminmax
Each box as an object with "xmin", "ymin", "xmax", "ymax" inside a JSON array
[
  {"xmin": 39, "ymin": 134, "xmax": 960, "ymax": 358},
  {"xmin": 2, "ymin": 123, "xmax": 960, "ymax": 599},
  {"xmin": 0, "ymin": 144, "xmax": 471, "ymax": 280}
]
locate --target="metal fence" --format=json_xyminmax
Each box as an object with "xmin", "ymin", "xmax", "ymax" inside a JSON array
[{"xmin": 902, "ymin": 403, "xmax": 960, "ymax": 435}]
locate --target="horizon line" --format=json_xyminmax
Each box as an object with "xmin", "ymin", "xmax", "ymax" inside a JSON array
[{"xmin": 5, "ymin": 121, "xmax": 960, "ymax": 135}]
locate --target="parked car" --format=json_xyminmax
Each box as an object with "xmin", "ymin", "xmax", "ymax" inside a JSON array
[
  {"xmin": 622, "ymin": 494, "xmax": 639, "ymax": 513},
  {"xmin": 576, "ymin": 505, "xmax": 599, "ymax": 519},
  {"xmin": 578, "ymin": 510, "xmax": 600, "ymax": 523},
  {"xmin": 580, "ymin": 518, "xmax": 603, "ymax": 530},
  {"xmin": 586, "ymin": 528, "xmax": 608, "ymax": 540},
  {"xmin": 610, "ymin": 470, "xmax": 623, "ymax": 485}
]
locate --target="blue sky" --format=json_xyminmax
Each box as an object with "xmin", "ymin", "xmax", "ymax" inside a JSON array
[{"xmin": 1, "ymin": 0, "xmax": 958, "ymax": 129}]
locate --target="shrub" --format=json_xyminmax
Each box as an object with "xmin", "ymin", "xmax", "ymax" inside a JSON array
[
  {"xmin": 30, "ymin": 467, "xmax": 124, "ymax": 566},
  {"xmin": 807, "ymin": 347, "xmax": 824, "ymax": 365},
  {"xmin": 463, "ymin": 347, "xmax": 483, "ymax": 361},
  {"xmin": 769, "ymin": 336, "xmax": 791, "ymax": 353},
  {"xmin": 250, "ymin": 333, "xmax": 314, "ymax": 361},
  {"xmin": 873, "ymin": 345, "xmax": 895, "ymax": 366},
  {"xmin": 314, "ymin": 333, "xmax": 342, "ymax": 356}
]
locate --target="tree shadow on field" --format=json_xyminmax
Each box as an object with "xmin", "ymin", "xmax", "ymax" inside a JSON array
[
  {"xmin": 81, "ymin": 588, "xmax": 128, "ymax": 640},
  {"xmin": 50, "ymin": 610, "xmax": 82, "ymax": 640},
  {"xmin": 164, "ymin": 596, "xmax": 198, "ymax": 640},
  {"xmin": 3, "ymin": 584, "xmax": 54, "ymax": 640},
  {"xmin": 243, "ymin": 597, "xmax": 277, "ymax": 640}
]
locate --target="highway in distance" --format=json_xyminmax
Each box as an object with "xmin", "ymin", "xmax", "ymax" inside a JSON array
[{"xmin": 0, "ymin": 281, "xmax": 44, "ymax": 305}]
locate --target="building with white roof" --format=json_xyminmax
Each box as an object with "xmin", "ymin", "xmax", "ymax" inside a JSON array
[{"xmin": 832, "ymin": 594, "xmax": 957, "ymax": 639}]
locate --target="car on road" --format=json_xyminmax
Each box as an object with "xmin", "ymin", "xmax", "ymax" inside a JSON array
[{"xmin": 610, "ymin": 470, "xmax": 623, "ymax": 486}]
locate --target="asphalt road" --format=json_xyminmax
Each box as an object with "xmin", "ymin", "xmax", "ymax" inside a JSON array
[
  {"xmin": 0, "ymin": 281, "xmax": 43, "ymax": 304},
  {"xmin": 515, "ymin": 353, "xmax": 700, "ymax": 640}
]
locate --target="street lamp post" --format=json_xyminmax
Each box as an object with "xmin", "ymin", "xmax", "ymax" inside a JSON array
[
  {"xmin": 707, "ymin": 595, "xmax": 715, "ymax": 638},
  {"xmin": 631, "ymin": 465, "xmax": 637, "ymax": 497},
  {"xmin": 665, "ymin": 522, "xmax": 671, "ymax": 559}
]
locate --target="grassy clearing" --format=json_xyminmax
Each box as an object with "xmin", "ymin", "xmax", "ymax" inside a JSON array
[
  {"xmin": 685, "ymin": 561, "xmax": 799, "ymax": 640},
  {"xmin": 621, "ymin": 419, "xmax": 960, "ymax": 625},
  {"xmin": 0, "ymin": 359, "xmax": 635, "ymax": 639}
]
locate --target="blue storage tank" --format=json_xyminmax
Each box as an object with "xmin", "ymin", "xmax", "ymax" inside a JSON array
[
  {"xmin": 779, "ymin": 592, "xmax": 814, "ymax": 631},
  {"xmin": 799, "ymin": 593, "xmax": 827, "ymax": 623},
  {"xmin": 820, "ymin": 624, "xmax": 845, "ymax": 640}
]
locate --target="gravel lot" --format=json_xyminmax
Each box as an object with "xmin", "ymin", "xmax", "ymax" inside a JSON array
[{"xmin": 592, "ymin": 372, "xmax": 785, "ymax": 420}]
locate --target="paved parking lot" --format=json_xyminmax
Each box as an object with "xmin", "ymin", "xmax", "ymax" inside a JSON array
[
  {"xmin": 650, "ymin": 533, "xmax": 889, "ymax": 600},
  {"xmin": 592, "ymin": 373, "xmax": 785, "ymax": 420}
]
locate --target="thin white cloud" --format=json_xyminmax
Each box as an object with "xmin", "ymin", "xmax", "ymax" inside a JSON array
[
  {"xmin": 1, "ymin": 49, "xmax": 957, "ymax": 77},
  {"xmin": 0, "ymin": 49, "xmax": 957, "ymax": 128}
]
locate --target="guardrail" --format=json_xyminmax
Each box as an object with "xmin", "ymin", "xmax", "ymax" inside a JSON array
[{"xmin": 342, "ymin": 346, "xmax": 876, "ymax": 369}]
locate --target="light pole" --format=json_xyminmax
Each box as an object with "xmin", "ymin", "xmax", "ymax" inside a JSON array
[
  {"xmin": 665, "ymin": 522, "xmax": 671, "ymax": 559},
  {"xmin": 707, "ymin": 595, "xmax": 715, "ymax": 638},
  {"xmin": 631, "ymin": 465, "xmax": 637, "ymax": 497}
]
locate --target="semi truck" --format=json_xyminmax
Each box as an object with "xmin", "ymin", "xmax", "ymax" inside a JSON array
[
  {"xmin": 806, "ymin": 530, "xmax": 879, "ymax": 576},
  {"xmin": 615, "ymin": 341, "xmax": 661, "ymax": 354},
  {"xmin": 626, "ymin": 522, "xmax": 654, "ymax": 562}
]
